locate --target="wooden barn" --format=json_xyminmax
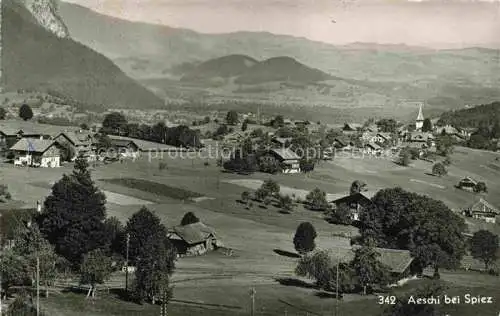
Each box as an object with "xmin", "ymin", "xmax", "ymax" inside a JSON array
[
  {"xmin": 168, "ymin": 222, "xmax": 220, "ymax": 257},
  {"xmin": 331, "ymin": 191, "xmax": 376, "ymax": 221},
  {"xmin": 462, "ymin": 198, "xmax": 500, "ymax": 224}
]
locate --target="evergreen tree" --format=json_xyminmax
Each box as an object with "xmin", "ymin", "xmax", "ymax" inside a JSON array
[
  {"xmin": 422, "ymin": 118, "xmax": 433, "ymax": 132},
  {"xmin": 19, "ymin": 104, "xmax": 33, "ymax": 121},
  {"xmin": 180, "ymin": 212, "xmax": 200, "ymax": 226},
  {"xmin": 293, "ymin": 222, "xmax": 317, "ymax": 254},
  {"xmin": 39, "ymin": 157, "xmax": 109, "ymax": 267},
  {"xmin": 0, "ymin": 107, "xmax": 6, "ymax": 120},
  {"xmin": 80, "ymin": 249, "xmax": 113, "ymax": 298}
]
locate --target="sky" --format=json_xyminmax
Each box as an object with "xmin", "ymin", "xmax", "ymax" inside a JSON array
[{"xmin": 63, "ymin": 0, "xmax": 500, "ymax": 48}]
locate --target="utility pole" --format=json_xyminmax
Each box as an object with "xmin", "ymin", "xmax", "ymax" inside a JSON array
[
  {"xmin": 335, "ymin": 261, "xmax": 340, "ymax": 316},
  {"xmin": 36, "ymin": 256, "xmax": 40, "ymax": 316},
  {"xmin": 1, "ymin": 272, "xmax": 3, "ymax": 316},
  {"xmin": 125, "ymin": 233, "xmax": 130, "ymax": 292},
  {"xmin": 250, "ymin": 287, "xmax": 256, "ymax": 316}
]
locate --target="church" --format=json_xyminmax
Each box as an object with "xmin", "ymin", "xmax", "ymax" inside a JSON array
[{"xmin": 415, "ymin": 103, "xmax": 425, "ymax": 132}]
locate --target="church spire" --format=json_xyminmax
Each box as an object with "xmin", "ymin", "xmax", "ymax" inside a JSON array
[{"xmin": 416, "ymin": 103, "xmax": 424, "ymax": 121}]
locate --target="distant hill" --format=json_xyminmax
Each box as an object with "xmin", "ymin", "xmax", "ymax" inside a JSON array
[
  {"xmin": 180, "ymin": 55, "xmax": 332, "ymax": 85},
  {"xmin": 437, "ymin": 102, "xmax": 500, "ymax": 128},
  {"xmin": 234, "ymin": 56, "xmax": 332, "ymax": 84},
  {"xmin": 2, "ymin": 0, "xmax": 165, "ymax": 110},
  {"xmin": 181, "ymin": 55, "xmax": 258, "ymax": 82}
]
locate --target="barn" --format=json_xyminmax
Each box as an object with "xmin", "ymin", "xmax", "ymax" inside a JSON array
[{"xmin": 167, "ymin": 222, "xmax": 220, "ymax": 257}]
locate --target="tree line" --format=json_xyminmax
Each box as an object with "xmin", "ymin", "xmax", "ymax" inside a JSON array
[{"xmin": 101, "ymin": 112, "xmax": 202, "ymax": 148}]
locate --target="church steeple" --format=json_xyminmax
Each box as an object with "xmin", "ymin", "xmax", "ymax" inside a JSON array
[{"xmin": 415, "ymin": 103, "xmax": 424, "ymax": 131}]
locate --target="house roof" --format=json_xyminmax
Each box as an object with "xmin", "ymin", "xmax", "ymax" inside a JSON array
[
  {"xmin": 377, "ymin": 132, "xmax": 392, "ymax": 140},
  {"xmin": 334, "ymin": 137, "xmax": 350, "ymax": 146},
  {"xmin": 409, "ymin": 132, "xmax": 434, "ymax": 141},
  {"xmin": 467, "ymin": 198, "xmax": 500, "ymax": 215},
  {"xmin": 272, "ymin": 137, "xmax": 292, "ymax": 145},
  {"xmin": 460, "ymin": 176, "xmax": 478, "ymax": 185},
  {"xmin": 269, "ymin": 148, "xmax": 300, "ymax": 160},
  {"xmin": 331, "ymin": 191, "xmax": 377, "ymax": 205},
  {"xmin": 365, "ymin": 143, "xmax": 381, "ymax": 150},
  {"xmin": 170, "ymin": 222, "xmax": 216, "ymax": 245},
  {"xmin": 324, "ymin": 247, "xmax": 414, "ymax": 274},
  {"xmin": 343, "ymin": 123, "xmax": 363, "ymax": 131},
  {"xmin": 56, "ymin": 131, "xmax": 93, "ymax": 146},
  {"xmin": 108, "ymin": 135, "xmax": 185, "ymax": 152},
  {"xmin": 10, "ymin": 138, "xmax": 57, "ymax": 153}
]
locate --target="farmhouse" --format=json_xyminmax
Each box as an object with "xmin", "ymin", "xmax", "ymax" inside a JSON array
[
  {"xmin": 10, "ymin": 138, "xmax": 61, "ymax": 168},
  {"xmin": 54, "ymin": 131, "xmax": 94, "ymax": 160},
  {"xmin": 108, "ymin": 135, "xmax": 188, "ymax": 153},
  {"xmin": 168, "ymin": 222, "xmax": 220, "ymax": 256},
  {"xmin": 375, "ymin": 132, "xmax": 392, "ymax": 144},
  {"xmin": 108, "ymin": 137, "xmax": 139, "ymax": 157},
  {"xmin": 364, "ymin": 143, "xmax": 382, "ymax": 155},
  {"xmin": 326, "ymin": 247, "xmax": 415, "ymax": 282},
  {"xmin": 333, "ymin": 137, "xmax": 354, "ymax": 149},
  {"xmin": 457, "ymin": 177, "xmax": 478, "ymax": 191},
  {"xmin": 266, "ymin": 148, "xmax": 301, "ymax": 173},
  {"xmin": 331, "ymin": 191, "xmax": 376, "ymax": 221},
  {"xmin": 462, "ymin": 198, "xmax": 499, "ymax": 224}
]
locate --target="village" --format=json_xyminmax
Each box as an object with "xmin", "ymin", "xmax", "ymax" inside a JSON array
[{"xmin": 0, "ymin": 100, "xmax": 499, "ymax": 316}]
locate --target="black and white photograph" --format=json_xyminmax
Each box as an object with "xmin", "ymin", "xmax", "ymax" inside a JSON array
[{"xmin": 0, "ymin": 0, "xmax": 499, "ymax": 315}]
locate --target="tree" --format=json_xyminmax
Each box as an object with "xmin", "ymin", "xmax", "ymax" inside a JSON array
[
  {"xmin": 293, "ymin": 222, "xmax": 317, "ymax": 254},
  {"xmin": 180, "ymin": 212, "xmax": 200, "ymax": 226},
  {"xmin": 491, "ymin": 120, "xmax": 500, "ymax": 139},
  {"xmin": 271, "ymin": 115, "xmax": 285, "ymax": 128},
  {"xmin": 350, "ymin": 242, "xmax": 390, "ymax": 294},
  {"xmin": 226, "ymin": 110, "xmax": 239, "ymax": 125},
  {"xmin": 277, "ymin": 194, "xmax": 294, "ymax": 212},
  {"xmin": 103, "ymin": 216, "xmax": 125, "ymax": 256},
  {"xmin": 254, "ymin": 188, "xmax": 268, "ymax": 202},
  {"xmin": 470, "ymin": 230, "xmax": 499, "ymax": 270},
  {"xmin": 436, "ymin": 134, "xmax": 454, "ymax": 156},
  {"xmin": 80, "ymin": 249, "xmax": 113, "ymax": 298},
  {"xmin": 422, "ymin": 118, "xmax": 433, "ymax": 132},
  {"xmin": 305, "ymin": 188, "xmax": 329, "ymax": 211},
  {"xmin": 80, "ymin": 123, "xmax": 89, "ymax": 130},
  {"xmin": 259, "ymin": 155, "xmax": 282, "ymax": 174},
  {"xmin": 474, "ymin": 181, "xmax": 488, "ymax": 193},
  {"xmin": 125, "ymin": 207, "xmax": 167, "ymax": 265},
  {"xmin": 442, "ymin": 156, "xmax": 451, "ymax": 166},
  {"xmin": 133, "ymin": 232, "xmax": 175, "ymax": 304},
  {"xmin": 19, "ymin": 104, "xmax": 33, "ymax": 121},
  {"xmin": 241, "ymin": 120, "xmax": 248, "ymax": 132},
  {"xmin": 359, "ymin": 188, "xmax": 466, "ymax": 276},
  {"xmin": 0, "ymin": 249, "xmax": 30, "ymax": 296},
  {"xmin": 398, "ymin": 149, "xmax": 410, "ymax": 166},
  {"xmin": 326, "ymin": 203, "xmax": 353, "ymax": 226},
  {"xmin": 376, "ymin": 119, "xmax": 397, "ymax": 133},
  {"xmin": 13, "ymin": 225, "xmax": 62, "ymax": 297},
  {"xmin": 350, "ymin": 180, "xmax": 367, "ymax": 195},
  {"xmin": 295, "ymin": 250, "xmax": 356, "ymax": 293},
  {"xmin": 38, "ymin": 156, "xmax": 109, "ymax": 268},
  {"xmin": 240, "ymin": 191, "xmax": 250, "ymax": 204},
  {"xmin": 260, "ymin": 179, "xmax": 280, "ymax": 198},
  {"xmin": 102, "ymin": 112, "xmax": 128, "ymax": 135},
  {"xmin": 0, "ymin": 107, "xmax": 6, "ymax": 120},
  {"xmin": 432, "ymin": 163, "xmax": 447, "ymax": 177}
]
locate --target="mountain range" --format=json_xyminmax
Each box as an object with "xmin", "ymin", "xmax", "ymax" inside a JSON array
[
  {"xmin": 58, "ymin": 1, "xmax": 500, "ymax": 119},
  {"xmin": 2, "ymin": 0, "xmax": 164, "ymax": 110}
]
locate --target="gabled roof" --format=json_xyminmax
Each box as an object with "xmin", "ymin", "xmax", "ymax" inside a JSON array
[
  {"xmin": 108, "ymin": 135, "xmax": 186, "ymax": 151},
  {"xmin": 409, "ymin": 132, "xmax": 434, "ymax": 141},
  {"xmin": 377, "ymin": 132, "xmax": 392, "ymax": 140},
  {"xmin": 324, "ymin": 247, "xmax": 414, "ymax": 274},
  {"xmin": 170, "ymin": 222, "xmax": 216, "ymax": 245},
  {"xmin": 56, "ymin": 131, "xmax": 93, "ymax": 146},
  {"xmin": 459, "ymin": 176, "xmax": 478, "ymax": 185},
  {"xmin": 269, "ymin": 148, "xmax": 300, "ymax": 160},
  {"xmin": 467, "ymin": 198, "xmax": 500, "ymax": 215},
  {"xmin": 365, "ymin": 143, "xmax": 381, "ymax": 150},
  {"xmin": 343, "ymin": 123, "xmax": 363, "ymax": 131},
  {"xmin": 331, "ymin": 191, "xmax": 377, "ymax": 205},
  {"xmin": 10, "ymin": 138, "xmax": 57, "ymax": 153}
]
